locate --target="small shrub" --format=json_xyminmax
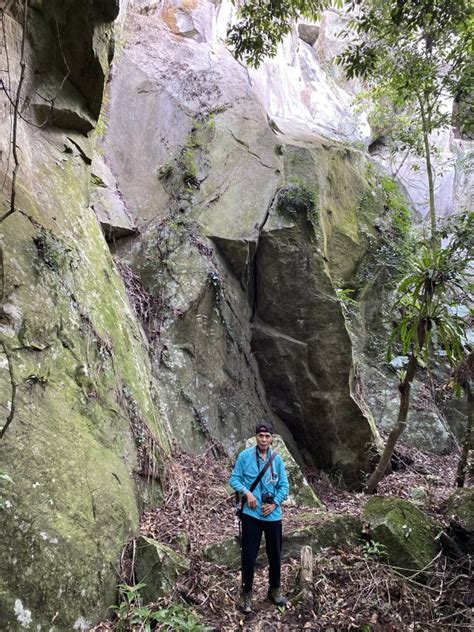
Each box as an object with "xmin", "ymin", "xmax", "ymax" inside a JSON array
[
  {"xmin": 111, "ymin": 583, "xmax": 211, "ymax": 631},
  {"xmin": 276, "ymin": 180, "xmax": 317, "ymax": 221},
  {"xmin": 362, "ymin": 539, "xmax": 387, "ymax": 560},
  {"xmin": 157, "ymin": 163, "xmax": 174, "ymax": 180},
  {"xmin": 177, "ymin": 149, "xmax": 199, "ymax": 187},
  {"xmin": 152, "ymin": 604, "xmax": 213, "ymax": 631},
  {"xmin": 335, "ymin": 286, "xmax": 358, "ymax": 320}
]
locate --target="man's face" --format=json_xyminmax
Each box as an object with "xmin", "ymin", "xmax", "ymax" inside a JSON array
[{"xmin": 256, "ymin": 432, "xmax": 273, "ymax": 451}]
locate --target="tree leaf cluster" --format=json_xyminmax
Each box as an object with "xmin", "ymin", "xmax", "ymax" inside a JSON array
[
  {"xmin": 337, "ymin": 0, "xmax": 473, "ymax": 136},
  {"xmin": 336, "ymin": 0, "xmax": 473, "ymax": 248},
  {"xmin": 227, "ymin": 0, "xmax": 342, "ymax": 67},
  {"xmin": 387, "ymin": 211, "xmax": 473, "ymax": 368}
]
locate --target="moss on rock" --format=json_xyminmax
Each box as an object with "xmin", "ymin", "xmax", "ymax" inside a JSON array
[
  {"xmin": 363, "ymin": 497, "xmax": 442, "ymax": 574},
  {"xmin": 276, "ymin": 179, "xmax": 319, "ymax": 229},
  {"xmin": 443, "ymin": 488, "xmax": 474, "ymax": 530},
  {"xmin": 135, "ymin": 536, "xmax": 190, "ymax": 604},
  {"xmin": 0, "ymin": 45, "xmax": 169, "ymax": 628},
  {"xmin": 202, "ymin": 513, "xmax": 362, "ymax": 569}
]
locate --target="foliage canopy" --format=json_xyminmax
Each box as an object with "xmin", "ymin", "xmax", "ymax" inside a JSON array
[
  {"xmin": 338, "ymin": 0, "xmax": 473, "ymax": 246},
  {"xmin": 337, "ymin": 0, "xmax": 473, "ymax": 134},
  {"xmin": 227, "ymin": 0, "xmax": 342, "ymax": 67}
]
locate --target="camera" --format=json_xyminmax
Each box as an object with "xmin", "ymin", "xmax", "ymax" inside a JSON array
[{"xmin": 262, "ymin": 492, "xmax": 274, "ymax": 505}]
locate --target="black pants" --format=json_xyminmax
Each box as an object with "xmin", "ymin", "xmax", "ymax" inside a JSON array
[{"xmin": 241, "ymin": 513, "xmax": 283, "ymax": 593}]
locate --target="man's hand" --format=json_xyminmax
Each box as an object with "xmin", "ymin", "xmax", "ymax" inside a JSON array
[
  {"xmin": 246, "ymin": 491, "xmax": 257, "ymax": 509},
  {"xmin": 262, "ymin": 502, "xmax": 276, "ymax": 517}
]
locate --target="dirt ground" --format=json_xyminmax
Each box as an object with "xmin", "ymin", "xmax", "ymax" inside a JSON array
[{"xmin": 93, "ymin": 443, "xmax": 472, "ymax": 631}]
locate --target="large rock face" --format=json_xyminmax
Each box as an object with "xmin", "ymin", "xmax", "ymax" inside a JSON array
[
  {"xmin": 0, "ymin": 3, "xmax": 169, "ymax": 629},
  {"xmin": 250, "ymin": 142, "xmax": 382, "ymax": 481},
  {"xmin": 116, "ymin": 215, "xmax": 272, "ymax": 454},
  {"xmin": 102, "ymin": 5, "xmax": 386, "ymax": 485},
  {"xmin": 27, "ymin": 0, "xmax": 120, "ymax": 126},
  {"xmin": 2, "ymin": 0, "xmax": 465, "ymax": 627}
]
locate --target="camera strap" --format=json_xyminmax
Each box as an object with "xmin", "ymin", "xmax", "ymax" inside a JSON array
[{"xmin": 250, "ymin": 450, "xmax": 276, "ymax": 494}]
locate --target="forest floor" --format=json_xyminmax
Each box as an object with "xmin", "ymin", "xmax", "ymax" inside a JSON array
[{"xmin": 93, "ymin": 443, "xmax": 472, "ymax": 631}]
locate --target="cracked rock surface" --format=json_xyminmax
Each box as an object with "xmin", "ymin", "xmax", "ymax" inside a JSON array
[
  {"xmin": 0, "ymin": 3, "xmax": 168, "ymax": 629},
  {"xmin": 103, "ymin": 6, "xmax": 383, "ymax": 484}
]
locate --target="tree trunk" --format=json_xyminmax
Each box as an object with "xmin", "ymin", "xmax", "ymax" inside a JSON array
[
  {"xmin": 296, "ymin": 545, "xmax": 314, "ymax": 605},
  {"xmin": 456, "ymin": 381, "xmax": 473, "ymax": 488},
  {"xmin": 419, "ymin": 99, "xmax": 438, "ymax": 251},
  {"xmin": 299, "ymin": 546, "xmax": 313, "ymax": 589},
  {"xmin": 366, "ymin": 353, "xmax": 418, "ymax": 494}
]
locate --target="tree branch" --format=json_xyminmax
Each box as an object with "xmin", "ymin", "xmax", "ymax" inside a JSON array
[
  {"xmin": 0, "ymin": 8, "xmax": 13, "ymax": 193},
  {"xmin": 0, "ymin": 0, "xmax": 28, "ymax": 224}
]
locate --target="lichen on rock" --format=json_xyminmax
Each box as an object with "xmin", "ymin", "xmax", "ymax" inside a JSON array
[{"xmin": 0, "ymin": 5, "xmax": 169, "ymax": 630}]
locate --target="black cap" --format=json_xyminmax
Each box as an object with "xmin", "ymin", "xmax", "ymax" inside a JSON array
[{"xmin": 255, "ymin": 421, "xmax": 274, "ymax": 434}]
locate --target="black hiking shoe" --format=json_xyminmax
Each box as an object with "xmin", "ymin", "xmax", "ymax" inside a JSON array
[
  {"xmin": 239, "ymin": 590, "xmax": 253, "ymax": 614},
  {"xmin": 268, "ymin": 587, "xmax": 288, "ymax": 607}
]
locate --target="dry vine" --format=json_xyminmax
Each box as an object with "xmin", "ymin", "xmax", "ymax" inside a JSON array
[
  {"xmin": 0, "ymin": 0, "xmax": 28, "ymax": 223},
  {"xmin": 118, "ymin": 261, "xmax": 166, "ymax": 345}
]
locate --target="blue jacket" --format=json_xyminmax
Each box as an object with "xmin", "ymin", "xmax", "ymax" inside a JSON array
[{"xmin": 229, "ymin": 446, "xmax": 289, "ymax": 521}]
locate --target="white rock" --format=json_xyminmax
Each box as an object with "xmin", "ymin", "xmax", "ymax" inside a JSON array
[{"xmin": 14, "ymin": 599, "xmax": 32, "ymax": 628}]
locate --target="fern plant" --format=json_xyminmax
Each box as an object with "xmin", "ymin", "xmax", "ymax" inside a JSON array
[{"xmin": 111, "ymin": 583, "xmax": 212, "ymax": 631}]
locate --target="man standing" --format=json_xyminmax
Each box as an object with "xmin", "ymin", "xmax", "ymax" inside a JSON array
[{"xmin": 229, "ymin": 421, "xmax": 290, "ymax": 613}]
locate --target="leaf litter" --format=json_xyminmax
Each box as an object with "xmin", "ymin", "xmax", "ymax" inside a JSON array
[{"xmin": 93, "ymin": 443, "xmax": 472, "ymax": 631}]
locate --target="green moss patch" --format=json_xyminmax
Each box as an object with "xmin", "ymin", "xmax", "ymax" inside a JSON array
[{"xmin": 363, "ymin": 497, "xmax": 442, "ymax": 574}]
